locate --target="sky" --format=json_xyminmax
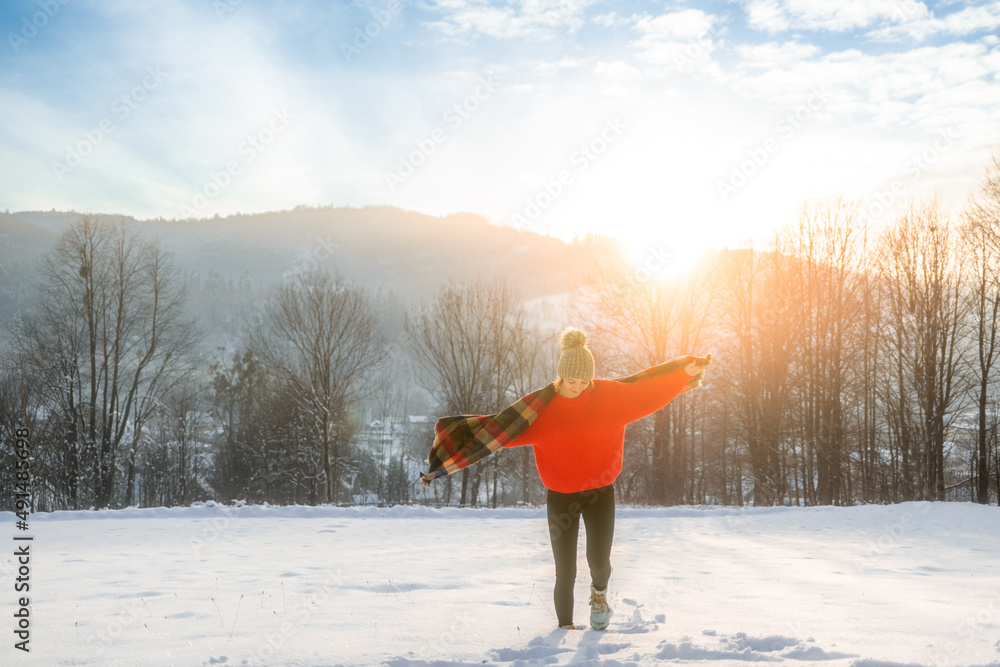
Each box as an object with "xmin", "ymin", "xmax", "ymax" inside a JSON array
[{"xmin": 1, "ymin": 0, "xmax": 999, "ymax": 270}]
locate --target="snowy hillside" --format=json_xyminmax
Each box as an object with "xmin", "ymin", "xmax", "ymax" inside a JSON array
[
  {"xmin": 4, "ymin": 207, "xmax": 616, "ymax": 302},
  {"xmin": 2, "ymin": 502, "xmax": 998, "ymax": 666}
]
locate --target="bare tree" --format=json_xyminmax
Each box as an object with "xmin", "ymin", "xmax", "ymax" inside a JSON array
[
  {"xmin": 405, "ymin": 278, "xmax": 525, "ymax": 505},
  {"xmin": 505, "ymin": 321, "xmax": 552, "ymax": 504},
  {"xmin": 15, "ymin": 215, "xmax": 199, "ymax": 508},
  {"xmin": 148, "ymin": 379, "xmax": 207, "ymax": 506},
  {"xmin": 856, "ymin": 222, "xmax": 887, "ymax": 502},
  {"xmin": 249, "ymin": 270, "xmax": 386, "ymax": 504},
  {"xmin": 718, "ymin": 246, "xmax": 796, "ymax": 505},
  {"xmin": 878, "ymin": 200, "xmax": 968, "ymax": 500},
  {"xmin": 0, "ymin": 354, "xmax": 42, "ymax": 511},
  {"xmin": 782, "ymin": 199, "xmax": 865, "ymax": 505},
  {"xmin": 577, "ymin": 248, "xmax": 715, "ymax": 504},
  {"xmin": 363, "ymin": 363, "xmax": 415, "ymax": 505},
  {"xmin": 962, "ymin": 152, "xmax": 1000, "ymax": 504}
]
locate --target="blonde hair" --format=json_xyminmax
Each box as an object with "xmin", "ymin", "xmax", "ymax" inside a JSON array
[{"xmin": 553, "ymin": 377, "xmax": 595, "ymax": 392}]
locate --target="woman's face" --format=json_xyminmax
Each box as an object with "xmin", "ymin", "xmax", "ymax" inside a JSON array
[{"xmin": 559, "ymin": 377, "xmax": 589, "ymax": 399}]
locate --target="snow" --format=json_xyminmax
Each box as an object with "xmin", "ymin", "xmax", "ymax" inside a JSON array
[{"xmin": 2, "ymin": 501, "xmax": 1000, "ymax": 666}]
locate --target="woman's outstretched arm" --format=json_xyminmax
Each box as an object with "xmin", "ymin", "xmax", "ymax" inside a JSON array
[{"xmin": 613, "ymin": 353, "xmax": 712, "ymax": 423}]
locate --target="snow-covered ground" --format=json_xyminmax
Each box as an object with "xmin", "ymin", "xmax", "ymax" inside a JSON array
[{"xmin": 2, "ymin": 501, "xmax": 999, "ymax": 666}]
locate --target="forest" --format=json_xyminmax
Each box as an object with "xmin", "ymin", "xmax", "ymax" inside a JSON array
[{"xmin": 1, "ymin": 153, "xmax": 999, "ymax": 512}]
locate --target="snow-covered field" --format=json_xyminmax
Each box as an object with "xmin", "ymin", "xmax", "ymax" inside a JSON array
[{"xmin": 1, "ymin": 501, "xmax": 998, "ymax": 666}]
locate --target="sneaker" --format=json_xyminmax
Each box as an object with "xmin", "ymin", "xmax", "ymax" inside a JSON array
[
  {"xmin": 559, "ymin": 623, "xmax": 577, "ymax": 630},
  {"xmin": 589, "ymin": 585, "xmax": 612, "ymax": 630}
]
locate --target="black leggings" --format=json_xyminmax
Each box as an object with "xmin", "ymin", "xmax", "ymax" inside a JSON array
[{"xmin": 546, "ymin": 484, "xmax": 615, "ymax": 626}]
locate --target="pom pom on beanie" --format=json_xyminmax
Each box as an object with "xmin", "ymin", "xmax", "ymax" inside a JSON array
[
  {"xmin": 559, "ymin": 327, "xmax": 588, "ymax": 351},
  {"xmin": 557, "ymin": 327, "xmax": 595, "ymax": 382}
]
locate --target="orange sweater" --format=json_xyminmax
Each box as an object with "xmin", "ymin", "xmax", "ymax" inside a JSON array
[{"xmin": 503, "ymin": 364, "xmax": 694, "ymax": 493}]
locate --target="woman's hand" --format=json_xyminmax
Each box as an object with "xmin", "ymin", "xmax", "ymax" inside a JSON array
[{"xmin": 684, "ymin": 353, "xmax": 712, "ymax": 377}]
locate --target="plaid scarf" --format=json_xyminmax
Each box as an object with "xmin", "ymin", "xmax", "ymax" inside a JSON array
[{"xmin": 420, "ymin": 355, "xmax": 706, "ymax": 485}]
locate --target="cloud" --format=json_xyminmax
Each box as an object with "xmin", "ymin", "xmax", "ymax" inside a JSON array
[
  {"xmin": 629, "ymin": 9, "xmax": 730, "ymax": 74},
  {"xmin": 735, "ymin": 41, "xmax": 822, "ymax": 69},
  {"xmin": 744, "ymin": 0, "xmax": 790, "ymax": 32},
  {"xmin": 744, "ymin": 0, "xmax": 930, "ymax": 34},
  {"xmin": 0, "ymin": 0, "xmax": 364, "ymax": 218},
  {"xmin": 865, "ymin": 1, "xmax": 1000, "ymax": 41},
  {"xmin": 532, "ymin": 56, "xmax": 591, "ymax": 74},
  {"xmin": 423, "ymin": 0, "xmax": 591, "ymax": 40},
  {"xmin": 591, "ymin": 11, "xmax": 627, "ymax": 28},
  {"xmin": 594, "ymin": 59, "xmax": 643, "ymax": 80},
  {"xmin": 725, "ymin": 39, "xmax": 999, "ymax": 132},
  {"xmin": 634, "ymin": 9, "xmax": 720, "ymax": 43},
  {"xmin": 1, "ymin": 0, "xmax": 997, "ymax": 244},
  {"xmin": 593, "ymin": 59, "xmax": 644, "ymax": 97}
]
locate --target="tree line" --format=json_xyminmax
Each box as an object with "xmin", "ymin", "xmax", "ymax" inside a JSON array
[{"xmin": 1, "ymin": 154, "xmax": 999, "ymax": 511}]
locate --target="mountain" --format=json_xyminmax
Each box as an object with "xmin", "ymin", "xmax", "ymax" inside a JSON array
[
  {"xmin": 0, "ymin": 213, "xmax": 58, "ymax": 332},
  {"xmin": 10, "ymin": 205, "xmax": 619, "ymax": 302},
  {"xmin": 0, "ymin": 211, "xmax": 57, "ymax": 255}
]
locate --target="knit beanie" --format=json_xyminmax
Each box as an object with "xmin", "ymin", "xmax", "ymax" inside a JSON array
[{"xmin": 557, "ymin": 327, "xmax": 595, "ymax": 382}]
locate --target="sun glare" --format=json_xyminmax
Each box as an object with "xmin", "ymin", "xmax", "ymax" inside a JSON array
[{"xmin": 616, "ymin": 231, "xmax": 716, "ymax": 282}]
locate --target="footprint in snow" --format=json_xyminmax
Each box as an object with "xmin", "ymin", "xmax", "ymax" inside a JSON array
[
  {"xmin": 489, "ymin": 635, "xmax": 573, "ymax": 662},
  {"xmin": 656, "ymin": 632, "xmax": 857, "ymax": 662}
]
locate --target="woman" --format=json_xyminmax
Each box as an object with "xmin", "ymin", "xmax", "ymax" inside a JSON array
[{"xmin": 503, "ymin": 327, "xmax": 711, "ymax": 631}]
